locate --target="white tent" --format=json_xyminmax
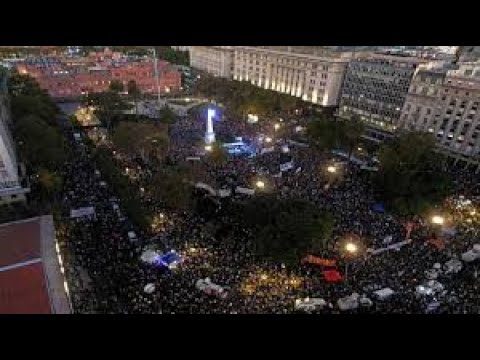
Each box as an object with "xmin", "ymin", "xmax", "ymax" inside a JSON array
[
  {"xmin": 359, "ymin": 295, "xmax": 373, "ymax": 307},
  {"xmin": 235, "ymin": 187, "xmax": 255, "ymax": 196},
  {"xmin": 373, "ymin": 288, "xmax": 395, "ymax": 300},
  {"xmin": 128, "ymin": 231, "xmax": 138, "ymax": 242},
  {"xmin": 444, "ymin": 259, "xmax": 463, "ymax": 274},
  {"xmin": 141, "ymin": 250, "xmax": 160, "ymax": 264},
  {"xmin": 337, "ymin": 293, "xmax": 360, "ymax": 311},
  {"xmin": 144, "ymin": 283, "xmax": 155, "ymax": 294},
  {"xmin": 461, "ymin": 250, "xmax": 478, "ymax": 263},
  {"xmin": 280, "ymin": 161, "xmax": 295, "ymax": 172}
]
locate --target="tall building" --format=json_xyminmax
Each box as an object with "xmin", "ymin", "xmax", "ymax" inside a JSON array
[
  {"xmin": 457, "ymin": 46, "xmax": 480, "ymax": 63},
  {"xmin": 0, "ymin": 70, "xmax": 28, "ymax": 203},
  {"xmin": 399, "ymin": 63, "xmax": 480, "ymax": 164},
  {"xmin": 189, "ymin": 46, "xmax": 234, "ymax": 78},
  {"xmin": 232, "ymin": 46, "xmax": 352, "ymax": 106},
  {"xmin": 338, "ymin": 53, "xmax": 427, "ymax": 127},
  {"xmin": 189, "ymin": 46, "xmax": 352, "ymax": 106}
]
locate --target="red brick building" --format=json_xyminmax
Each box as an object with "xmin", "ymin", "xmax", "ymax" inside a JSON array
[{"xmin": 15, "ymin": 49, "xmax": 181, "ymax": 98}]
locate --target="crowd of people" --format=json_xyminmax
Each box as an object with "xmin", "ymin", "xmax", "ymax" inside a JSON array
[{"xmin": 58, "ymin": 103, "xmax": 480, "ymax": 314}]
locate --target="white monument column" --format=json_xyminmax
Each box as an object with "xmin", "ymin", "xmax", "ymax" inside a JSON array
[{"xmin": 205, "ymin": 108, "xmax": 216, "ymax": 144}]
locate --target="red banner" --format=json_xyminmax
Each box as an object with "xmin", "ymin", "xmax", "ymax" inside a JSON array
[
  {"xmin": 323, "ymin": 269, "xmax": 343, "ymax": 282},
  {"xmin": 426, "ymin": 238, "xmax": 445, "ymax": 250},
  {"xmin": 302, "ymin": 255, "xmax": 337, "ymax": 267}
]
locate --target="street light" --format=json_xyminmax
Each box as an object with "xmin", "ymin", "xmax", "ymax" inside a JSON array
[
  {"xmin": 204, "ymin": 145, "xmax": 212, "ymax": 152},
  {"xmin": 265, "ymin": 137, "xmax": 273, "ymax": 143},
  {"xmin": 274, "ymin": 123, "xmax": 280, "ymax": 131},
  {"xmin": 327, "ymin": 165, "xmax": 337, "ymax": 174},
  {"xmin": 345, "ymin": 242, "xmax": 358, "ymax": 254},
  {"xmin": 256, "ymin": 180, "xmax": 265, "ymax": 189},
  {"xmin": 431, "ymin": 215, "xmax": 445, "ymax": 226}
]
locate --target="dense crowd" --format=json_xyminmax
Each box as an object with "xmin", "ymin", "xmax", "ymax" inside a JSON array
[{"xmin": 58, "ymin": 104, "xmax": 480, "ymax": 314}]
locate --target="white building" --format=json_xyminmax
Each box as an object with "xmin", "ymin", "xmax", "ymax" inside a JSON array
[
  {"xmin": 189, "ymin": 46, "xmax": 352, "ymax": 106},
  {"xmin": 189, "ymin": 46, "xmax": 234, "ymax": 78},
  {"xmin": 232, "ymin": 46, "xmax": 351, "ymax": 106},
  {"xmin": 0, "ymin": 73, "xmax": 28, "ymax": 203}
]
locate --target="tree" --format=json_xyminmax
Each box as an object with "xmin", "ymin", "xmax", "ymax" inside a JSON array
[
  {"xmin": 337, "ymin": 115, "xmax": 365, "ymax": 160},
  {"xmin": 37, "ymin": 168, "xmax": 63, "ymax": 203},
  {"xmin": 150, "ymin": 167, "xmax": 193, "ymax": 211},
  {"xmin": 109, "ymin": 80, "xmax": 124, "ymax": 93},
  {"xmin": 158, "ymin": 105, "xmax": 177, "ymax": 124},
  {"xmin": 376, "ymin": 131, "xmax": 452, "ymax": 217},
  {"xmin": 127, "ymin": 80, "xmax": 141, "ymax": 117},
  {"xmin": 306, "ymin": 115, "xmax": 337, "ymax": 151},
  {"xmin": 83, "ymin": 91, "xmax": 132, "ymax": 133},
  {"xmin": 205, "ymin": 142, "xmax": 228, "ymax": 167},
  {"xmin": 112, "ymin": 122, "xmax": 169, "ymax": 163},
  {"xmin": 235, "ymin": 195, "xmax": 334, "ymax": 266}
]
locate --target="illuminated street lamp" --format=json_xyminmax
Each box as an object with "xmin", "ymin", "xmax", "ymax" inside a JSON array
[
  {"xmin": 431, "ymin": 215, "xmax": 445, "ymax": 226},
  {"xmin": 204, "ymin": 145, "xmax": 212, "ymax": 152},
  {"xmin": 343, "ymin": 240, "xmax": 359, "ymax": 281},
  {"xmin": 327, "ymin": 165, "xmax": 337, "ymax": 174},
  {"xmin": 265, "ymin": 137, "xmax": 273, "ymax": 143},
  {"xmin": 274, "ymin": 123, "xmax": 280, "ymax": 131},
  {"xmin": 256, "ymin": 180, "xmax": 265, "ymax": 189}
]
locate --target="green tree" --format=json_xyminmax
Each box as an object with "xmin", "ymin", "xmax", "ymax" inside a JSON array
[
  {"xmin": 337, "ymin": 115, "xmax": 365, "ymax": 159},
  {"xmin": 112, "ymin": 122, "xmax": 169, "ymax": 163},
  {"xmin": 206, "ymin": 142, "xmax": 228, "ymax": 167},
  {"xmin": 236, "ymin": 195, "xmax": 334, "ymax": 266},
  {"xmin": 306, "ymin": 115, "xmax": 338, "ymax": 151},
  {"xmin": 127, "ymin": 80, "xmax": 141, "ymax": 117},
  {"xmin": 37, "ymin": 168, "xmax": 63, "ymax": 203},
  {"xmin": 376, "ymin": 131, "xmax": 452, "ymax": 217},
  {"xmin": 109, "ymin": 80, "xmax": 124, "ymax": 93},
  {"xmin": 150, "ymin": 167, "xmax": 193, "ymax": 211},
  {"xmin": 83, "ymin": 91, "xmax": 132, "ymax": 133}
]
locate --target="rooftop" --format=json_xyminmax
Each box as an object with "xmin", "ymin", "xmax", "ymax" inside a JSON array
[{"xmin": 0, "ymin": 216, "xmax": 71, "ymax": 314}]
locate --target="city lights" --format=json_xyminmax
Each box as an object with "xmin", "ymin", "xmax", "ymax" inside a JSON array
[
  {"xmin": 256, "ymin": 180, "xmax": 265, "ymax": 189},
  {"xmin": 345, "ymin": 242, "xmax": 358, "ymax": 254},
  {"xmin": 327, "ymin": 165, "xmax": 337, "ymax": 174},
  {"xmin": 431, "ymin": 215, "xmax": 445, "ymax": 225},
  {"xmin": 204, "ymin": 145, "xmax": 212, "ymax": 152}
]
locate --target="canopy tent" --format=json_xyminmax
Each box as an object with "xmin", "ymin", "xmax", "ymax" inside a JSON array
[
  {"xmin": 337, "ymin": 293, "xmax": 359, "ymax": 311},
  {"xmin": 444, "ymin": 259, "xmax": 462, "ymax": 274},
  {"xmin": 144, "ymin": 283, "xmax": 155, "ymax": 294},
  {"xmin": 141, "ymin": 250, "xmax": 160, "ymax": 264},
  {"xmin": 280, "ymin": 161, "xmax": 295, "ymax": 172},
  {"xmin": 235, "ymin": 187, "xmax": 255, "ymax": 196},
  {"xmin": 373, "ymin": 288, "xmax": 395, "ymax": 300}
]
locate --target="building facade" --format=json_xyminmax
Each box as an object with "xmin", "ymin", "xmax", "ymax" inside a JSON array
[
  {"xmin": 189, "ymin": 46, "xmax": 234, "ymax": 78},
  {"xmin": 0, "ymin": 71, "xmax": 28, "ymax": 203},
  {"xmin": 232, "ymin": 46, "xmax": 351, "ymax": 106},
  {"xmin": 399, "ymin": 63, "xmax": 480, "ymax": 163},
  {"xmin": 15, "ymin": 49, "xmax": 181, "ymax": 98},
  {"xmin": 338, "ymin": 53, "xmax": 426, "ymax": 127}
]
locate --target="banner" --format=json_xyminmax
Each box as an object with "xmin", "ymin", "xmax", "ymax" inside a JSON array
[
  {"xmin": 195, "ymin": 182, "xmax": 217, "ymax": 196},
  {"xmin": 186, "ymin": 156, "xmax": 201, "ymax": 161},
  {"xmin": 280, "ymin": 161, "xmax": 295, "ymax": 172},
  {"xmin": 367, "ymin": 239, "xmax": 411, "ymax": 255},
  {"xmin": 261, "ymin": 147, "xmax": 275, "ymax": 154},
  {"xmin": 323, "ymin": 269, "xmax": 343, "ymax": 282},
  {"xmin": 235, "ymin": 187, "xmax": 255, "ymax": 195},
  {"xmin": 70, "ymin": 206, "xmax": 95, "ymax": 219},
  {"xmin": 302, "ymin": 255, "xmax": 337, "ymax": 267}
]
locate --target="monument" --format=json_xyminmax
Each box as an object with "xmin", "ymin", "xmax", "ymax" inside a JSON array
[{"xmin": 205, "ymin": 108, "xmax": 216, "ymax": 144}]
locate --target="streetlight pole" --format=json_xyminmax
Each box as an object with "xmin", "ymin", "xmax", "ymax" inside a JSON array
[{"xmin": 152, "ymin": 47, "xmax": 161, "ymax": 108}]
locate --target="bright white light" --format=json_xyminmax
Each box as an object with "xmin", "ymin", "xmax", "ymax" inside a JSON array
[
  {"xmin": 345, "ymin": 242, "xmax": 358, "ymax": 254},
  {"xmin": 208, "ymin": 109, "xmax": 216, "ymax": 118},
  {"xmin": 265, "ymin": 137, "xmax": 272, "ymax": 143},
  {"xmin": 274, "ymin": 123, "xmax": 280, "ymax": 131},
  {"xmin": 256, "ymin": 180, "xmax": 265, "ymax": 189},
  {"xmin": 327, "ymin": 165, "xmax": 337, "ymax": 173},
  {"xmin": 204, "ymin": 145, "xmax": 212, "ymax": 152},
  {"xmin": 431, "ymin": 215, "xmax": 445, "ymax": 225}
]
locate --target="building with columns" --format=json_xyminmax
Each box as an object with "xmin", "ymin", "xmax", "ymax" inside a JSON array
[
  {"xmin": 189, "ymin": 46, "xmax": 234, "ymax": 78},
  {"xmin": 232, "ymin": 46, "xmax": 352, "ymax": 106},
  {"xmin": 189, "ymin": 46, "xmax": 352, "ymax": 106}
]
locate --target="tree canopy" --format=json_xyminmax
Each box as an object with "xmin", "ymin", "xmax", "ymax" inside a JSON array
[
  {"xmin": 112, "ymin": 121, "xmax": 169, "ymax": 162},
  {"xmin": 234, "ymin": 195, "xmax": 334, "ymax": 265},
  {"xmin": 376, "ymin": 131, "xmax": 452, "ymax": 217}
]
